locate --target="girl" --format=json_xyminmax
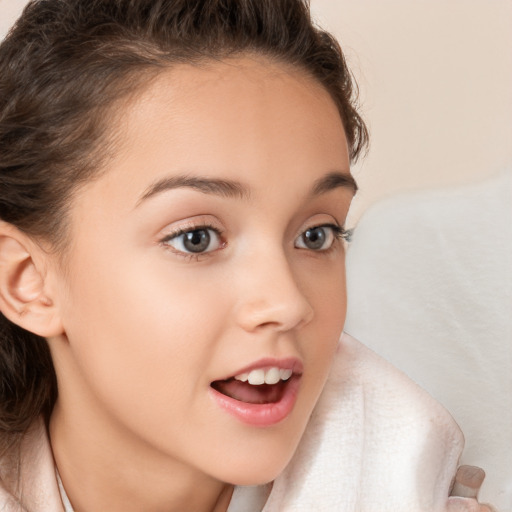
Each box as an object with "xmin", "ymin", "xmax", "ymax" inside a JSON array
[{"xmin": 0, "ymin": 0, "xmax": 494, "ymax": 510}]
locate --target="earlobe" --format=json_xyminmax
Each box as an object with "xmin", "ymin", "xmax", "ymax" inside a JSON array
[{"xmin": 0, "ymin": 223, "xmax": 63, "ymax": 337}]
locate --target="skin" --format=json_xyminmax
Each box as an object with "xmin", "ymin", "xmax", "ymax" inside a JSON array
[{"xmin": 43, "ymin": 57, "xmax": 355, "ymax": 512}]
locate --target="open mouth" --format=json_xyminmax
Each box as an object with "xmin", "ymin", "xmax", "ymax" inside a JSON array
[
  {"xmin": 211, "ymin": 367, "xmax": 299, "ymax": 404},
  {"xmin": 210, "ymin": 362, "xmax": 302, "ymax": 426}
]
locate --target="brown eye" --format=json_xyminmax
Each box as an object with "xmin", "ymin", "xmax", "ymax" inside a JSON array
[
  {"xmin": 295, "ymin": 225, "xmax": 337, "ymax": 251},
  {"xmin": 163, "ymin": 228, "xmax": 222, "ymax": 254},
  {"xmin": 183, "ymin": 229, "xmax": 211, "ymax": 252}
]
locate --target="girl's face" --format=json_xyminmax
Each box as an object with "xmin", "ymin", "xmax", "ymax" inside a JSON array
[{"xmin": 48, "ymin": 57, "xmax": 354, "ymax": 486}]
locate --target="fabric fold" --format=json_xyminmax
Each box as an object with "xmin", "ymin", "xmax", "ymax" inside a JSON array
[{"xmin": 263, "ymin": 333, "xmax": 464, "ymax": 511}]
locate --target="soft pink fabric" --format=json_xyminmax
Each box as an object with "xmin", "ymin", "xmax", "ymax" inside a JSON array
[{"xmin": 0, "ymin": 418, "xmax": 65, "ymax": 511}]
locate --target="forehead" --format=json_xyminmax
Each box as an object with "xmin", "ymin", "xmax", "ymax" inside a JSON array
[
  {"xmin": 78, "ymin": 56, "xmax": 350, "ymax": 211},
  {"xmin": 129, "ymin": 55, "xmax": 339, "ymax": 122}
]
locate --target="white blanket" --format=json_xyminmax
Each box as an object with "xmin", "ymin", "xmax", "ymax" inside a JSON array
[
  {"xmin": 344, "ymin": 170, "xmax": 512, "ymax": 509},
  {"xmin": 261, "ymin": 333, "xmax": 464, "ymax": 512}
]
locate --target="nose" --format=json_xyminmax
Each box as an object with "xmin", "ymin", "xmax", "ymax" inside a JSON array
[{"xmin": 233, "ymin": 250, "xmax": 314, "ymax": 333}]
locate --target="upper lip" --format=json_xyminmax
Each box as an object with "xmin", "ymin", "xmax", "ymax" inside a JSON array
[{"xmin": 215, "ymin": 357, "xmax": 304, "ymax": 381}]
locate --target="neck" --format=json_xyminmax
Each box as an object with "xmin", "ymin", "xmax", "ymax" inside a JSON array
[{"xmin": 49, "ymin": 399, "xmax": 233, "ymax": 512}]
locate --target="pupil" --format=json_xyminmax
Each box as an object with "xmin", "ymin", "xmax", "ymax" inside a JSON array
[
  {"xmin": 184, "ymin": 229, "xmax": 210, "ymax": 253},
  {"xmin": 304, "ymin": 227, "xmax": 325, "ymax": 249}
]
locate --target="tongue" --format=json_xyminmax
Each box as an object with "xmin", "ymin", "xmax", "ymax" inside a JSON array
[{"xmin": 212, "ymin": 379, "xmax": 287, "ymax": 404}]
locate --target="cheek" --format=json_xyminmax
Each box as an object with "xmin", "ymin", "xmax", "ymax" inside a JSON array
[
  {"xmin": 304, "ymin": 254, "xmax": 347, "ymax": 337},
  {"xmin": 57, "ymin": 249, "xmax": 225, "ymax": 419},
  {"xmin": 298, "ymin": 255, "xmax": 347, "ymax": 393}
]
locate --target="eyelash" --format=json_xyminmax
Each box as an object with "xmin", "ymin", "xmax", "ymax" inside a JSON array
[
  {"xmin": 295, "ymin": 223, "xmax": 352, "ymax": 253},
  {"xmin": 159, "ymin": 222, "xmax": 353, "ymax": 260},
  {"xmin": 334, "ymin": 225, "xmax": 353, "ymax": 242},
  {"xmin": 160, "ymin": 222, "xmax": 225, "ymax": 260},
  {"xmin": 321, "ymin": 224, "xmax": 351, "ymax": 240}
]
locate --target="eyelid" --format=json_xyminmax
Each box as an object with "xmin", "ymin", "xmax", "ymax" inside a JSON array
[
  {"xmin": 296, "ymin": 218, "xmax": 349, "ymax": 239},
  {"xmin": 294, "ymin": 222, "xmax": 352, "ymax": 251},
  {"xmin": 158, "ymin": 215, "xmax": 223, "ymax": 240},
  {"xmin": 160, "ymin": 222, "xmax": 222, "ymax": 242},
  {"xmin": 159, "ymin": 219, "xmax": 226, "ymax": 259},
  {"xmin": 325, "ymin": 223, "xmax": 352, "ymax": 241}
]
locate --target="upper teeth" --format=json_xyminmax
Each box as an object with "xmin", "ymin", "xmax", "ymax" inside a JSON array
[{"xmin": 234, "ymin": 367, "xmax": 293, "ymax": 385}]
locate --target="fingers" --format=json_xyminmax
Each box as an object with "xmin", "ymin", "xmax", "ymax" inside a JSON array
[
  {"xmin": 448, "ymin": 466, "xmax": 498, "ymax": 511},
  {"xmin": 451, "ymin": 465, "xmax": 486, "ymax": 499},
  {"xmin": 447, "ymin": 497, "xmax": 495, "ymax": 512}
]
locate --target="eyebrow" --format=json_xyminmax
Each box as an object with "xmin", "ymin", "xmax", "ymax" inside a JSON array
[
  {"xmin": 137, "ymin": 175, "xmax": 250, "ymax": 206},
  {"xmin": 136, "ymin": 170, "xmax": 357, "ymax": 206},
  {"xmin": 312, "ymin": 171, "xmax": 358, "ymax": 196}
]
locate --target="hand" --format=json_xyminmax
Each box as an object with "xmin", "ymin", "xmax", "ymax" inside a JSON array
[
  {"xmin": 447, "ymin": 465, "xmax": 498, "ymax": 512},
  {"xmin": 446, "ymin": 497, "xmax": 495, "ymax": 512}
]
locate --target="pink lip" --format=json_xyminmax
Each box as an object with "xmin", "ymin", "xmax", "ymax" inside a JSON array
[
  {"xmin": 210, "ymin": 357, "xmax": 303, "ymax": 427},
  {"xmin": 209, "ymin": 376, "xmax": 301, "ymax": 427}
]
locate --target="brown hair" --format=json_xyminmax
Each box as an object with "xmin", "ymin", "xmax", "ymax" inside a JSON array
[{"xmin": 0, "ymin": 0, "xmax": 368, "ymax": 442}]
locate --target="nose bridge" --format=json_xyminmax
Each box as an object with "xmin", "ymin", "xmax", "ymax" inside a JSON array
[{"xmin": 234, "ymin": 243, "xmax": 314, "ymax": 333}]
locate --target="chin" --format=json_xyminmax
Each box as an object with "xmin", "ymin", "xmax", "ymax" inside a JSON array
[
  {"xmin": 218, "ymin": 442, "xmax": 299, "ymax": 486},
  {"xmin": 226, "ymin": 467, "xmax": 286, "ymax": 487}
]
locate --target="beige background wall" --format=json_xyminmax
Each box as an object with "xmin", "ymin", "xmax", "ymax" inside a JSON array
[
  {"xmin": 310, "ymin": 1, "xmax": 512, "ymax": 222},
  {"xmin": 1, "ymin": 0, "xmax": 511, "ymax": 223}
]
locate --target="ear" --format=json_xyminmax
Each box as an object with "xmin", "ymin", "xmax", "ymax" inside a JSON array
[{"xmin": 0, "ymin": 222, "xmax": 63, "ymax": 337}]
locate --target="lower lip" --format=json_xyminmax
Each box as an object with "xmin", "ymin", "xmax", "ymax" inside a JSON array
[{"xmin": 209, "ymin": 376, "xmax": 301, "ymax": 427}]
